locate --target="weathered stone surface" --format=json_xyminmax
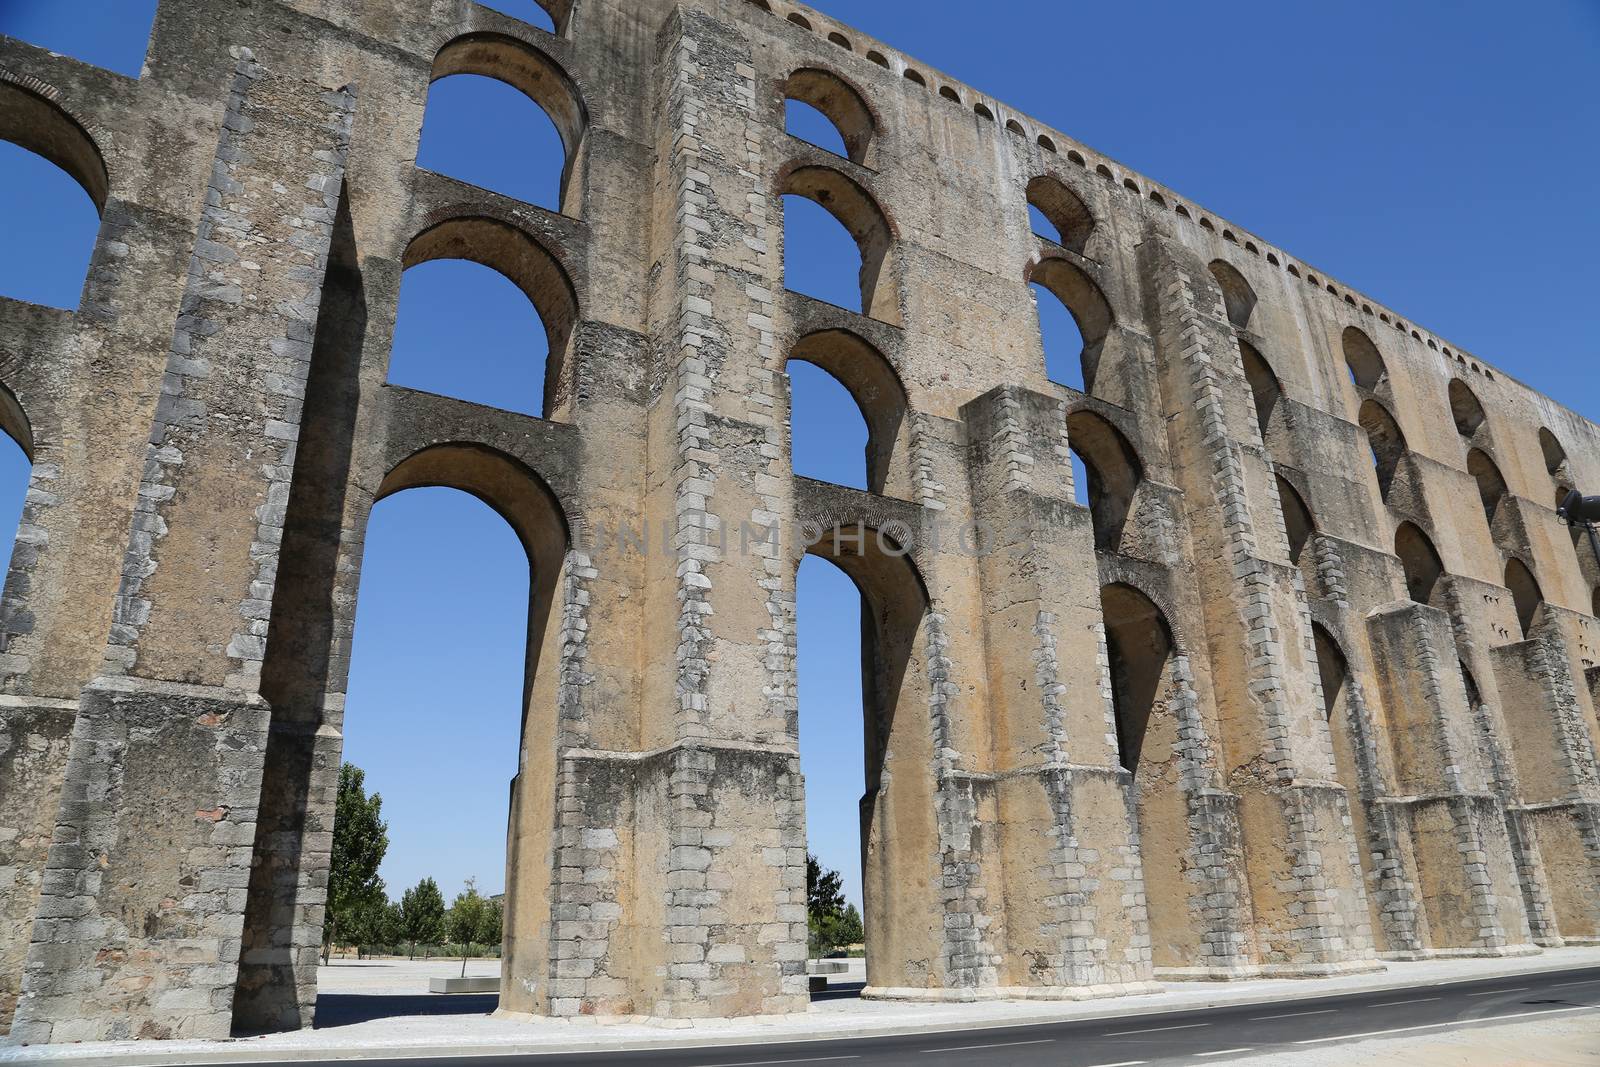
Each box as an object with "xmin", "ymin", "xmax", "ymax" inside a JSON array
[{"xmin": 0, "ymin": 0, "xmax": 1597, "ymax": 1043}]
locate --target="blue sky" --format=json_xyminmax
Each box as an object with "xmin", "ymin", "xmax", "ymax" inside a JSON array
[{"xmin": 0, "ymin": 2, "xmax": 1595, "ymax": 913}]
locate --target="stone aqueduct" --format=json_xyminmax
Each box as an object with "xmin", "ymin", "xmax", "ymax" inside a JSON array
[{"xmin": 0, "ymin": 0, "xmax": 1598, "ymax": 1043}]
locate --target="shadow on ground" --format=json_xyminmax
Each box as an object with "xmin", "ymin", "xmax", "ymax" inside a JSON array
[
  {"xmin": 315, "ymin": 993, "xmax": 500, "ymax": 1027},
  {"xmin": 314, "ymin": 980, "xmax": 863, "ymax": 1026},
  {"xmin": 811, "ymin": 981, "xmax": 864, "ymax": 1002}
]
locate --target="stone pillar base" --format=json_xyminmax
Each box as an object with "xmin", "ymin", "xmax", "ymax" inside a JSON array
[
  {"xmin": 0, "ymin": 696, "xmax": 79, "ymax": 1035},
  {"xmin": 10, "ymin": 678, "xmax": 269, "ymax": 1044}
]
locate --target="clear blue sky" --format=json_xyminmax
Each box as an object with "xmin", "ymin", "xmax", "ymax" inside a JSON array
[{"xmin": 1, "ymin": 1, "xmax": 1596, "ymax": 913}]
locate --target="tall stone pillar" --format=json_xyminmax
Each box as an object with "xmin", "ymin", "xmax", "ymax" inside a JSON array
[
  {"xmin": 10, "ymin": 52, "xmax": 354, "ymax": 1042},
  {"xmin": 609, "ymin": 8, "xmax": 808, "ymax": 1019},
  {"xmin": 1490, "ymin": 630, "xmax": 1600, "ymax": 942},
  {"xmin": 1140, "ymin": 236, "xmax": 1378, "ymax": 975},
  {"xmin": 962, "ymin": 385, "xmax": 1157, "ymax": 995},
  {"xmin": 1364, "ymin": 602, "xmax": 1533, "ymax": 954}
]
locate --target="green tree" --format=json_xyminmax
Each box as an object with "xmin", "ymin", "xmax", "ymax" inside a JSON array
[
  {"xmin": 447, "ymin": 878, "xmax": 488, "ymax": 976},
  {"xmin": 324, "ymin": 762, "xmax": 389, "ymax": 963},
  {"xmin": 400, "ymin": 877, "xmax": 447, "ymax": 959},
  {"xmin": 476, "ymin": 896, "xmax": 504, "ymax": 953},
  {"xmin": 805, "ymin": 853, "xmax": 858, "ymax": 957}
]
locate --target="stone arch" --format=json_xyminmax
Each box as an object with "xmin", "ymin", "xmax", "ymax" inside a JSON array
[
  {"xmin": 1466, "ymin": 448, "xmax": 1508, "ymax": 530},
  {"xmin": 1097, "ymin": 579, "xmax": 1191, "ymax": 968},
  {"xmin": 236, "ymin": 441, "xmax": 572, "ymax": 1029},
  {"xmin": 0, "ymin": 381, "xmax": 38, "ymax": 672},
  {"xmin": 1395, "ymin": 521, "xmax": 1445, "ymax": 607},
  {"xmin": 1025, "ymin": 174, "xmax": 1095, "ymax": 254},
  {"xmin": 1208, "ymin": 259, "xmax": 1256, "ymax": 331},
  {"xmin": 401, "ymin": 214, "xmax": 580, "ymax": 419},
  {"xmin": 430, "ymin": 33, "xmax": 587, "ymax": 212},
  {"xmin": 780, "ymin": 164, "xmax": 900, "ymax": 325},
  {"xmin": 1067, "ymin": 409, "xmax": 1142, "ymax": 553},
  {"xmin": 1360, "ymin": 400, "xmax": 1407, "ymax": 502},
  {"xmin": 1239, "ymin": 340, "xmax": 1281, "ymax": 445},
  {"xmin": 1276, "ymin": 474, "xmax": 1317, "ymax": 576},
  {"xmin": 1028, "ymin": 256, "xmax": 1114, "ymax": 392},
  {"xmin": 799, "ymin": 524, "xmax": 941, "ymax": 993},
  {"xmin": 788, "ymin": 328, "xmax": 908, "ymax": 496},
  {"xmin": 1342, "ymin": 326, "xmax": 1387, "ymax": 391},
  {"xmin": 1311, "ymin": 622, "xmax": 1347, "ymax": 722},
  {"xmin": 1448, "ymin": 378, "xmax": 1486, "ymax": 437},
  {"xmin": 1538, "ymin": 427, "xmax": 1569, "ymax": 478},
  {"xmin": 0, "ymin": 381, "xmax": 34, "ymax": 462},
  {"xmin": 1504, "ymin": 557, "xmax": 1544, "ymax": 638},
  {"xmin": 0, "ymin": 75, "xmax": 110, "ymax": 212},
  {"xmin": 0, "ymin": 77, "xmax": 110, "ymax": 309},
  {"xmin": 1099, "ymin": 582, "xmax": 1174, "ymax": 773},
  {"xmin": 782, "ymin": 66, "xmax": 876, "ymax": 165}
]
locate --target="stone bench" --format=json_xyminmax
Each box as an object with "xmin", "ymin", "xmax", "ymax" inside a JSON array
[{"xmin": 428, "ymin": 975, "xmax": 501, "ymax": 994}]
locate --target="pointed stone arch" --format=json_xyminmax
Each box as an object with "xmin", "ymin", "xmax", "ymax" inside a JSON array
[
  {"xmin": 429, "ymin": 32, "xmax": 588, "ymax": 212},
  {"xmin": 1395, "ymin": 521, "xmax": 1445, "ymax": 607},
  {"xmin": 1025, "ymin": 174, "xmax": 1095, "ymax": 254},
  {"xmin": 783, "ymin": 66, "xmax": 876, "ymax": 164},
  {"xmin": 1067, "ymin": 409, "xmax": 1142, "ymax": 553},
  {"xmin": 401, "ymin": 214, "xmax": 580, "ymax": 419},
  {"xmin": 1448, "ymin": 378, "xmax": 1486, "ymax": 438},
  {"xmin": 1466, "ymin": 448, "xmax": 1508, "ymax": 530},
  {"xmin": 1342, "ymin": 326, "xmax": 1387, "ymax": 392},
  {"xmin": 1503, "ymin": 557, "xmax": 1544, "ymax": 638},
  {"xmin": 1029, "ymin": 256, "xmax": 1114, "ymax": 392},
  {"xmin": 780, "ymin": 164, "xmax": 900, "ymax": 324},
  {"xmin": 1208, "ymin": 259, "xmax": 1256, "ymax": 331},
  {"xmin": 1359, "ymin": 400, "xmax": 1407, "ymax": 502},
  {"xmin": 789, "ymin": 328, "xmax": 909, "ymax": 496}
]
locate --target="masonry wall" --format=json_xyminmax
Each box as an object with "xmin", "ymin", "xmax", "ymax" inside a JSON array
[{"xmin": 0, "ymin": 0, "xmax": 1597, "ymax": 1041}]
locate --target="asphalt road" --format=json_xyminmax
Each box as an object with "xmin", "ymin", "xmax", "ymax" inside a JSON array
[{"xmin": 318, "ymin": 964, "xmax": 1600, "ymax": 1066}]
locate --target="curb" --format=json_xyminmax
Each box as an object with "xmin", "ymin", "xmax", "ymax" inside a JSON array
[{"xmin": 6, "ymin": 950, "xmax": 1599, "ymax": 1065}]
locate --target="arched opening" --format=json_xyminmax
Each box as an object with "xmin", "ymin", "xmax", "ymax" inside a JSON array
[
  {"xmin": 480, "ymin": 0, "xmax": 561, "ymax": 33},
  {"xmin": 1208, "ymin": 259, "xmax": 1256, "ymax": 331},
  {"xmin": 781, "ymin": 166, "xmax": 898, "ymax": 324},
  {"xmin": 788, "ymin": 362, "xmax": 866, "ymax": 489},
  {"xmin": 1395, "ymin": 521, "xmax": 1445, "ymax": 607},
  {"xmin": 0, "ymin": 383, "xmax": 35, "ymax": 662},
  {"xmin": 787, "ymin": 12, "xmax": 813, "ymax": 30},
  {"xmin": 427, "ymin": 35, "xmax": 585, "ymax": 213},
  {"xmin": 0, "ymin": 81, "xmax": 109, "ymax": 309},
  {"xmin": 1098, "ymin": 581, "xmax": 1187, "ymax": 967},
  {"xmin": 1029, "ymin": 257, "xmax": 1113, "ymax": 393},
  {"xmin": 1025, "ymin": 175, "xmax": 1094, "ymax": 254},
  {"xmin": 827, "ymin": 31, "xmax": 852, "ymax": 50},
  {"xmin": 1276, "ymin": 475, "xmax": 1319, "ymax": 593},
  {"xmin": 340, "ymin": 486, "xmax": 527, "ymax": 957},
  {"xmin": 389, "ymin": 260, "xmax": 548, "ymax": 417},
  {"xmin": 1310, "ymin": 622, "xmax": 1385, "ymax": 947},
  {"xmin": 1466, "ymin": 448, "xmax": 1508, "ymax": 531},
  {"xmin": 788, "ymin": 329, "xmax": 907, "ymax": 496},
  {"xmin": 237, "ymin": 443, "xmax": 571, "ymax": 1027},
  {"xmin": 1359, "ymin": 400, "xmax": 1407, "ymax": 502},
  {"xmin": 1504, "ymin": 557, "xmax": 1544, "ymax": 638},
  {"xmin": 1342, "ymin": 326, "xmax": 1387, "ymax": 391},
  {"xmin": 1538, "ymin": 427, "xmax": 1570, "ymax": 481},
  {"xmin": 939, "ymin": 86, "xmax": 961, "ymax": 103},
  {"xmin": 1239, "ymin": 340, "xmax": 1282, "ymax": 445},
  {"xmin": 1448, "ymin": 379, "xmax": 1486, "ymax": 437},
  {"xmin": 902, "ymin": 68, "xmax": 926, "ymax": 87},
  {"xmin": 783, "ymin": 68, "xmax": 874, "ymax": 164},
  {"xmin": 1068, "ymin": 410, "xmax": 1142, "ymax": 553},
  {"xmin": 398, "ymin": 216, "xmax": 579, "ymax": 419},
  {"xmin": 1592, "ymin": 585, "xmax": 1599, "ymax": 619},
  {"xmin": 800, "ymin": 526, "xmax": 937, "ymax": 992}
]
